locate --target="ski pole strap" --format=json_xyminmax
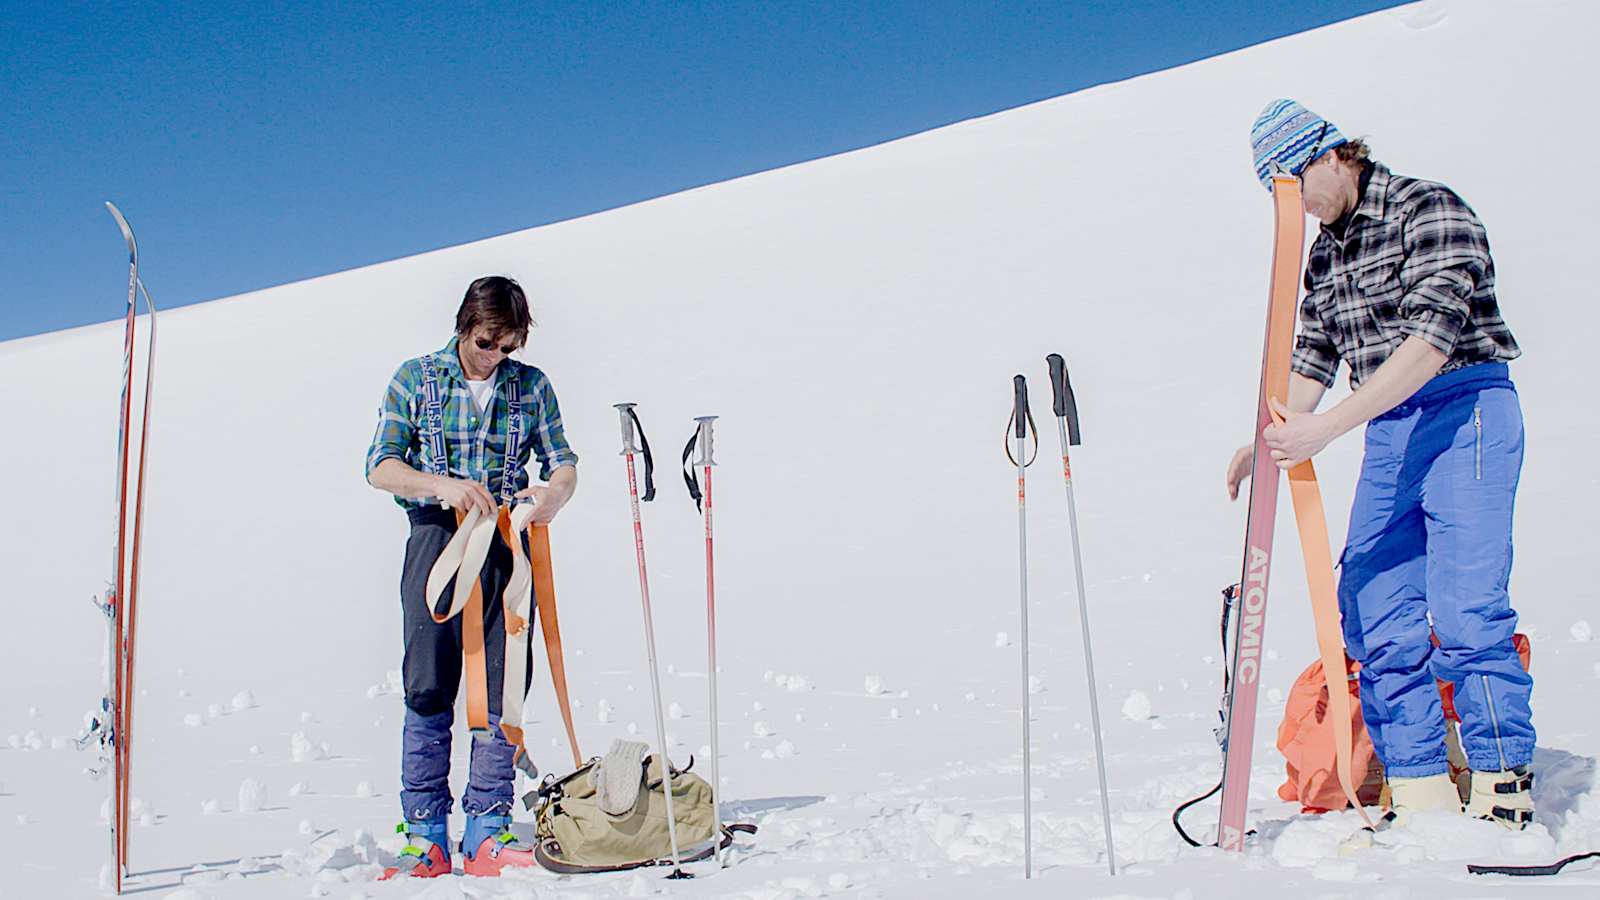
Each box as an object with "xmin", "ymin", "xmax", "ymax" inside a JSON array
[
  {"xmin": 1004, "ymin": 376, "xmax": 1039, "ymax": 467},
  {"xmin": 1045, "ymin": 353, "xmax": 1082, "ymax": 445},
  {"xmin": 418, "ymin": 355, "xmax": 450, "ymax": 479},
  {"xmin": 1467, "ymin": 851, "xmax": 1600, "ymax": 877},
  {"xmin": 500, "ymin": 374, "xmax": 523, "ymax": 503},
  {"xmin": 630, "ymin": 407, "xmax": 656, "ymax": 502},
  {"xmin": 681, "ymin": 431, "xmax": 702, "ymax": 513}
]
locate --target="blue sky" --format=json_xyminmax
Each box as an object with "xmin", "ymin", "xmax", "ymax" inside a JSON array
[{"xmin": 0, "ymin": 0, "xmax": 1403, "ymax": 340}]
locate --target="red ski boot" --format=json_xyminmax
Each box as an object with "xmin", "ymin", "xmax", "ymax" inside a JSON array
[
  {"xmin": 460, "ymin": 813, "xmax": 539, "ymax": 876},
  {"xmin": 379, "ymin": 819, "xmax": 453, "ymax": 880}
]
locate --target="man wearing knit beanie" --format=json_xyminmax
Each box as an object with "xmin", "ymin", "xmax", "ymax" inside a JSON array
[{"xmin": 1228, "ymin": 100, "xmax": 1535, "ymax": 836}]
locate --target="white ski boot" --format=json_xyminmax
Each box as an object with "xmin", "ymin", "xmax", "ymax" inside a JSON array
[
  {"xmin": 1339, "ymin": 772, "xmax": 1461, "ymax": 854},
  {"xmin": 1467, "ymin": 767, "xmax": 1534, "ymax": 830}
]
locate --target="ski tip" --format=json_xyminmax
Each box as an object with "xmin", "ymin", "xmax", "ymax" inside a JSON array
[{"xmin": 105, "ymin": 202, "xmax": 137, "ymax": 258}]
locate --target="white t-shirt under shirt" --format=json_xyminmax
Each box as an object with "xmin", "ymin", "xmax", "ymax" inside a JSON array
[{"xmin": 465, "ymin": 377, "xmax": 495, "ymax": 414}]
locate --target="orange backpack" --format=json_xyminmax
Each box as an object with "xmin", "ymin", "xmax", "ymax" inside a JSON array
[{"xmin": 1276, "ymin": 635, "xmax": 1531, "ymax": 812}]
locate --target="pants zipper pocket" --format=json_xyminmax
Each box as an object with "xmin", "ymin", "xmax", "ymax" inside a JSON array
[{"xmin": 1474, "ymin": 407, "xmax": 1483, "ymax": 481}]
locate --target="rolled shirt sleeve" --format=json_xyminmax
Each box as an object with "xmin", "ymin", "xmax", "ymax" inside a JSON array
[
  {"xmin": 527, "ymin": 374, "xmax": 579, "ymax": 482},
  {"xmin": 1396, "ymin": 188, "xmax": 1488, "ymax": 359},
  {"xmin": 365, "ymin": 363, "xmax": 418, "ymax": 480},
  {"xmin": 1291, "ymin": 265, "xmax": 1341, "ymax": 389}
]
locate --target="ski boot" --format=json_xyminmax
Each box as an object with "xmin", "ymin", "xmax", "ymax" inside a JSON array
[
  {"xmin": 461, "ymin": 812, "xmax": 539, "ymax": 876},
  {"xmin": 1467, "ymin": 767, "xmax": 1534, "ymax": 830},
  {"xmin": 379, "ymin": 817, "xmax": 452, "ymax": 880},
  {"xmin": 1339, "ymin": 772, "xmax": 1461, "ymax": 854}
]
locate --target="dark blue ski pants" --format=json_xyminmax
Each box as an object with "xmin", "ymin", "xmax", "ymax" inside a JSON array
[
  {"xmin": 397, "ymin": 505, "xmax": 533, "ymax": 820},
  {"xmin": 1338, "ymin": 362, "xmax": 1534, "ymax": 777}
]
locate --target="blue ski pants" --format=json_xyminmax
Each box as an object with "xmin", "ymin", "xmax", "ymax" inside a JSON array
[
  {"xmin": 1338, "ymin": 362, "xmax": 1533, "ymax": 777},
  {"xmin": 397, "ymin": 505, "xmax": 533, "ymax": 820}
]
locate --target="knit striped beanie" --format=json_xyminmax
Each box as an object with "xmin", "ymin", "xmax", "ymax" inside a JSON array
[{"xmin": 1250, "ymin": 99, "xmax": 1347, "ymax": 190}]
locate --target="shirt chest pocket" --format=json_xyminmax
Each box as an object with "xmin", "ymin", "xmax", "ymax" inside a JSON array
[{"xmin": 1356, "ymin": 261, "xmax": 1404, "ymax": 337}]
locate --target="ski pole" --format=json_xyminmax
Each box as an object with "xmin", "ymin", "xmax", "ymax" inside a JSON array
[
  {"xmin": 614, "ymin": 403, "xmax": 689, "ymax": 879},
  {"xmin": 1047, "ymin": 352, "xmax": 1116, "ymax": 876},
  {"xmin": 683, "ymin": 415, "xmax": 724, "ymax": 867},
  {"xmin": 1009, "ymin": 375, "xmax": 1035, "ymax": 879}
]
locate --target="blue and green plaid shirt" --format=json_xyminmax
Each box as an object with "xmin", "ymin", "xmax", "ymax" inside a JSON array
[{"xmin": 365, "ymin": 337, "xmax": 579, "ymax": 509}]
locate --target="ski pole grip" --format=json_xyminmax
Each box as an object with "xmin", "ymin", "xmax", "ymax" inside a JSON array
[
  {"xmin": 1046, "ymin": 354, "xmax": 1067, "ymax": 416},
  {"xmin": 694, "ymin": 416, "xmax": 718, "ymax": 467},
  {"xmin": 614, "ymin": 402, "xmax": 641, "ymax": 454},
  {"xmin": 1046, "ymin": 353, "xmax": 1082, "ymax": 445},
  {"xmin": 1013, "ymin": 375, "xmax": 1029, "ymax": 439}
]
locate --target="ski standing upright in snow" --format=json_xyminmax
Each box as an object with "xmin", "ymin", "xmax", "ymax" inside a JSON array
[
  {"xmin": 1214, "ymin": 171, "xmax": 1306, "ymax": 851},
  {"xmin": 82, "ymin": 201, "xmax": 158, "ymax": 895}
]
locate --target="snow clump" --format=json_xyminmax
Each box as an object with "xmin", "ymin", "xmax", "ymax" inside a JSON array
[{"xmin": 1122, "ymin": 691, "xmax": 1153, "ymax": 721}]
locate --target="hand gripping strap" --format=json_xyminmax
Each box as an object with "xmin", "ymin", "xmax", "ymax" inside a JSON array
[{"xmin": 425, "ymin": 501, "xmax": 584, "ymax": 766}]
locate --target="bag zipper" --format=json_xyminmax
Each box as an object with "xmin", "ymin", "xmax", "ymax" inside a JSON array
[
  {"xmin": 1473, "ymin": 407, "xmax": 1483, "ymax": 481},
  {"xmin": 1482, "ymin": 674, "xmax": 1509, "ymax": 771}
]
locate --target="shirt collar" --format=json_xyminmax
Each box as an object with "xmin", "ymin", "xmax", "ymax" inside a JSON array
[
  {"xmin": 1353, "ymin": 161, "xmax": 1389, "ymax": 223},
  {"xmin": 436, "ymin": 335, "xmax": 509, "ymax": 385}
]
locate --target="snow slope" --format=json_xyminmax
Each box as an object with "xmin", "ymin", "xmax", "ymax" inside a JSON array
[{"xmin": 5, "ymin": 1, "xmax": 1600, "ymax": 896}]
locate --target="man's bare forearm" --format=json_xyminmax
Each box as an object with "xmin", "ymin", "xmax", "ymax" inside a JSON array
[
  {"xmin": 547, "ymin": 464, "xmax": 577, "ymax": 498},
  {"xmin": 369, "ymin": 457, "xmax": 443, "ymax": 501},
  {"xmin": 1286, "ymin": 372, "xmax": 1328, "ymax": 415},
  {"xmin": 1324, "ymin": 336, "xmax": 1447, "ymax": 437}
]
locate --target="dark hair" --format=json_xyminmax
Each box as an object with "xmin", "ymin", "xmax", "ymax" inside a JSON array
[
  {"xmin": 455, "ymin": 276, "xmax": 533, "ymax": 342},
  {"xmin": 1334, "ymin": 138, "xmax": 1372, "ymax": 165}
]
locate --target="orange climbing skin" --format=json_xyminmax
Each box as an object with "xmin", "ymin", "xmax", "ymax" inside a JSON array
[{"xmin": 1219, "ymin": 172, "xmax": 1370, "ymax": 848}]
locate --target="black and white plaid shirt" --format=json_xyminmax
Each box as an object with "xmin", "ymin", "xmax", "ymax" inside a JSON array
[{"xmin": 1291, "ymin": 163, "xmax": 1520, "ymax": 390}]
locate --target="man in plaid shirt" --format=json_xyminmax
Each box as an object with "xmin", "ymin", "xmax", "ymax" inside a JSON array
[
  {"xmin": 366, "ymin": 275, "xmax": 578, "ymax": 877},
  {"xmin": 1229, "ymin": 101, "xmax": 1533, "ymax": 833}
]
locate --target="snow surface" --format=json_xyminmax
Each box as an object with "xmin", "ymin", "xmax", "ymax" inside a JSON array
[{"xmin": 5, "ymin": 1, "xmax": 1600, "ymax": 897}]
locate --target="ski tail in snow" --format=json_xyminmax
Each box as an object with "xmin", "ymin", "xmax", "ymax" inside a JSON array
[{"xmin": 94, "ymin": 201, "xmax": 157, "ymax": 894}]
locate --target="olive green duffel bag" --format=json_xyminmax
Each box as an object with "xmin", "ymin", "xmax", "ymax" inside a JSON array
[{"xmin": 525, "ymin": 739, "xmax": 755, "ymax": 874}]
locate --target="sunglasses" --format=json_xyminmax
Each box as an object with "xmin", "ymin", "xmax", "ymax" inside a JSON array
[
  {"xmin": 474, "ymin": 336, "xmax": 520, "ymax": 355},
  {"xmin": 1297, "ymin": 122, "xmax": 1331, "ymax": 181}
]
